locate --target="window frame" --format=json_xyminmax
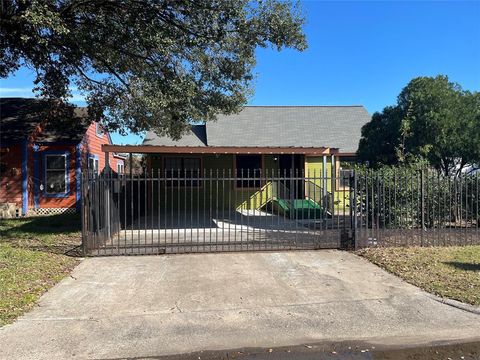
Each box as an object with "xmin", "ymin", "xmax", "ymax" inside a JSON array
[
  {"xmin": 88, "ymin": 154, "xmax": 99, "ymax": 175},
  {"xmin": 234, "ymin": 154, "xmax": 264, "ymax": 189},
  {"xmin": 163, "ymin": 156, "xmax": 203, "ymax": 188},
  {"xmin": 117, "ymin": 160, "xmax": 124, "ymax": 175},
  {"xmin": 95, "ymin": 123, "xmax": 104, "ymax": 138},
  {"xmin": 43, "ymin": 151, "xmax": 70, "ymax": 198}
]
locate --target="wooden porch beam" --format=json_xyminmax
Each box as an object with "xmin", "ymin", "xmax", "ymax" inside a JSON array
[{"xmin": 102, "ymin": 144, "xmax": 337, "ymax": 155}]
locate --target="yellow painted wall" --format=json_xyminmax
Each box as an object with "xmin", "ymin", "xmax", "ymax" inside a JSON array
[
  {"xmin": 304, "ymin": 156, "xmax": 351, "ymax": 212},
  {"xmin": 148, "ymin": 153, "xmax": 279, "ymax": 210},
  {"xmin": 147, "ymin": 153, "xmax": 352, "ymax": 213}
]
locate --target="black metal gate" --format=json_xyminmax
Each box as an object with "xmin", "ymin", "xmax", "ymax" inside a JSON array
[
  {"xmin": 81, "ymin": 168, "xmax": 480, "ymax": 256},
  {"xmin": 81, "ymin": 170, "xmax": 352, "ymax": 255}
]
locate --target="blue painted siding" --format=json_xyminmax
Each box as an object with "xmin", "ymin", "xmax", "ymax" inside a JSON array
[
  {"xmin": 21, "ymin": 140, "xmax": 28, "ymax": 215},
  {"xmin": 33, "ymin": 146, "xmax": 40, "ymax": 209},
  {"xmin": 76, "ymin": 144, "xmax": 82, "ymax": 211}
]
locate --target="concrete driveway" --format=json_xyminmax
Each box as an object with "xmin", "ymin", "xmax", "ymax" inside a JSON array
[{"xmin": 1, "ymin": 250, "xmax": 479, "ymax": 359}]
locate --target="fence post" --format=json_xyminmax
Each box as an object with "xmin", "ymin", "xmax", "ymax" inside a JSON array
[
  {"xmin": 81, "ymin": 172, "xmax": 87, "ymax": 256},
  {"xmin": 376, "ymin": 172, "xmax": 381, "ymax": 243},
  {"xmin": 351, "ymin": 169, "xmax": 358, "ymax": 250},
  {"xmin": 105, "ymin": 152, "xmax": 111, "ymax": 241},
  {"xmin": 290, "ymin": 165, "xmax": 295, "ymax": 220},
  {"xmin": 420, "ymin": 167, "xmax": 425, "ymax": 247}
]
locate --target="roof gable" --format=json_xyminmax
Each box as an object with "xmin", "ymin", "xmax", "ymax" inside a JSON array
[{"xmin": 144, "ymin": 124, "xmax": 207, "ymax": 147}]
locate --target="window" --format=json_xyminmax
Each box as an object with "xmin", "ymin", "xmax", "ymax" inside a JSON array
[
  {"xmin": 88, "ymin": 155, "xmax": 99, "ymax": 175},
  {"xmin": 117, "ymin": 162, "xmax": 124, "ymax": 175},
  {"xmin": 95, "ymin": 123, "xmax": 103, "ymax": 138},
  {"xmin": 235, "ymin": 155, "xmax": 262, "ymax": 188},
  {"xmin": 45, "ymin": 154, "xmax": 68, "ymax": 195},
  {"xmin": 164, "ymin": 157, "xmax": 201, "ymax": 186},
  {"xmin": 339, "ymin": 168, "xmax": 354, "ymax": 188}
]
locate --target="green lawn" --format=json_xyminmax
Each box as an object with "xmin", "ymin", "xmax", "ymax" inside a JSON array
[
  {"xmin": 0, "ymin": 214, "xmax": 81, "ymax": 326},
  {"xmin": 358, "ymin": 245, "xmax": 480, "ymax": 306}
]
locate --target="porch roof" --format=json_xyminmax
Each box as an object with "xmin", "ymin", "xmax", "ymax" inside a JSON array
[{"xmin": 102, "ymin": 144, "xmax": 338, "ymax": 155}]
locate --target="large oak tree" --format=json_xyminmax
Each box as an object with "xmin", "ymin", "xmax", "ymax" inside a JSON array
[
  {"xmin": 1, "ymin": 0, "xmax": 307, "ymax": 138},
  {"xmin": 358, "ymin": 76, "xmax": 480, "ymax": 176}
]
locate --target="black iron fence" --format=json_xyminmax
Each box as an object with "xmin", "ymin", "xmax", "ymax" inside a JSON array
[
  {"xmin": 354, "ymin": 168, "xmax": 480, "ymax": 248},
  {"xmin": 81, "ymin": 168, "xmax": 480, "ymax": 256}
]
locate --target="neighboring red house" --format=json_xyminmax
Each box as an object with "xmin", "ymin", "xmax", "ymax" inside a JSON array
[{"xmin": 0, "ymin": 98, "xmax": 125, "ymax": 217}]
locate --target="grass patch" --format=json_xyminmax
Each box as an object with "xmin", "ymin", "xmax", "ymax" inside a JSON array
[
  {"xmin": 0, "ymin": 214, "xmax": 81, "ymax": 326},
  {"xmin": 357, "ymin": 246, "xmax": 480, "ymax": 306},
  {"xmin": 0, "ymin": 213, "xmax": 81, "ymax": 254}
]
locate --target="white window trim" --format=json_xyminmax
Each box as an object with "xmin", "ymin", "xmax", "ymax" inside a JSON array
[
  {"xmin": 95, "ymin": 123, "xmax": 104, "ymax": 138},
  {"xmin": 44, "ymin": 153, "xmax": 69, "ymax": 195},
  {"xmin": 117, "ymin": 161, "xmax": 124, "ymax": 174},
  {"xmin": 88, "ymin": 155, "xmax": 100, "ymax": 175}
]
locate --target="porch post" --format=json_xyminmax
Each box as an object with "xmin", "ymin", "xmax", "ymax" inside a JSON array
[
  {"xmin": 331, "ymin": 154, "xmax": 336, "ymax": 193},
  {"xmin": 322, "ymin": 155, "xmax": 327, "ymax": 197},
  {"xmin": 331, "ymin": 154, "xmax": 336, "ymax": 216},
  {"xmin": 105, "ymin": 151, "xmax": 110, "ymax": 173},
  {"xmin": 129, "ymin": 153, "xmax": 133, "ymax": 177},
  {"xmin": 290, "ymin": 154, "xmax": 295, "ymax": 218}
]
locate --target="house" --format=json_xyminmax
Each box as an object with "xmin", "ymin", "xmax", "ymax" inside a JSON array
[
  {"xmin": 102, "ymin": 106, "xmax": 370, "ymax": 216},
  {"xmin": 0, "ymin": 98, "xmax": 125, "ymax": 217}
]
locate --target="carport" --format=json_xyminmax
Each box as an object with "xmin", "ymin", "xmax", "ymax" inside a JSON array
[{"xmin": 80, "ymin": 142, "xmax": 352, "ymax": 256}]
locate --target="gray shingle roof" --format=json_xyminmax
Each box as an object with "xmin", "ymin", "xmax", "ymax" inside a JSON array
[
  {"xmin": 1, "ymin": 98, "xmax": 90, "ymax": 143},
  {"xmin": 142, "ymin": 106, "xmax": 371, "ymax": 153}
]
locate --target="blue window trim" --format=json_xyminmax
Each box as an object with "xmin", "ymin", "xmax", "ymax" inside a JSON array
[
  {"xmin": 42, "ymin": 150, "xmax": 71, "ymax": 198},
  {"xmin": 76, "ymin": 144, "xmax": 82, "ymax": 211},
  {"xmin": 21, "ymin": 140, "xmax": 28, "ymax": 215},
  {"xmin": 33, "ymin": 145, "xmax": 40, "ymax": 209}
]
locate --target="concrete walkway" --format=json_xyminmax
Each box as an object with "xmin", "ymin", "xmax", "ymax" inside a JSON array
[{"xmin": 1, "ymin": 250, "xmax": 479, "ymax": 359}]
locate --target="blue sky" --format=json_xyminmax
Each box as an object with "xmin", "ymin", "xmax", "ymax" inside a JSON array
[{"xmin": 1, "ymin": 0, "xmax": 479, "ymax": 145}]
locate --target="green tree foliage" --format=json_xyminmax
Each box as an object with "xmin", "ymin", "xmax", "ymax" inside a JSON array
[
  {"xmin": 354, "ymin": 164, "xmax": 479, "ymax": 237},
  {"xmin": 358, "ymin": 76, "xmax": 480, "ymax": 176},
  {"xmin": 357, "ymin": 106, "xmax": 403, "ymax": 166},
  {"xmin": 1, "ymin": 0, "xmax": 307, "ymax": 137}
]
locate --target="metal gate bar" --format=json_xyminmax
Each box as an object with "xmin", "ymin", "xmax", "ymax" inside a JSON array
[
  {"xmin": 82, "ymin": 168, "xmax": 480, "ymax": 256},
  {"xmin": 82, "ymin": 169, "xmax": 346, "ymax": 255}
]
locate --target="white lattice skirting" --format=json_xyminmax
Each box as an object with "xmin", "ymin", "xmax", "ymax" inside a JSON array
[{"xmin": 28, "ymin": 208, "xmax": 78, "ymax": 216}]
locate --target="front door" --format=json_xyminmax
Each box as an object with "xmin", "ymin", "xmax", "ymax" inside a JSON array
[{"xmin": 278, "ymin": 154, "xmax": 304, "ymax": 199}]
